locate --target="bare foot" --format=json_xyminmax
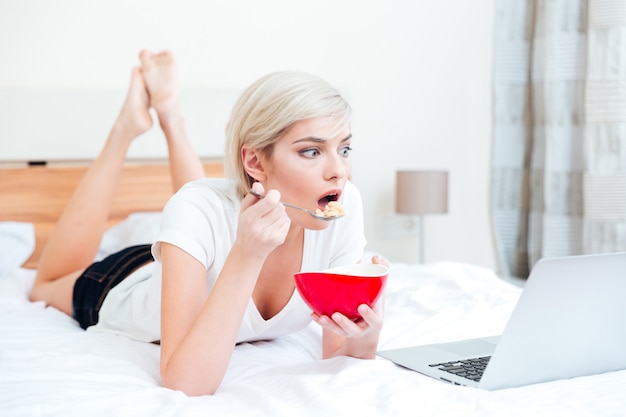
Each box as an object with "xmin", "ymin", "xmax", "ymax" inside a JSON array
[
  {"xmin": 114, "ymin": 66, "xmax": 153, "ymax": 139},
  {"xmin": 139, "ymin": 49, "xmax": 181, "ymax": 119}
]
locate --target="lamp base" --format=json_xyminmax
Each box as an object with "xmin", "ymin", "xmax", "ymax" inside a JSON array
[{"xmin": 418, "ymin": 215, "xmax": 424, "ymax": 264}]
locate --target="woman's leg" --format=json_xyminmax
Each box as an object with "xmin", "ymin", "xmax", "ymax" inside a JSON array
[
  {"xmin": 30, "ymin": 66, "xmax": 153, "ymax": 315},
  {"xmin": 139, "ymin": 50, "xmax": 205, "ymax": 191}
]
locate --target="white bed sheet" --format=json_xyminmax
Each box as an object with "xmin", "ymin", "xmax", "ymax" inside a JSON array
[{"xmin": 1, "ymin": 261, "xmax": 625, "ymax": 417}]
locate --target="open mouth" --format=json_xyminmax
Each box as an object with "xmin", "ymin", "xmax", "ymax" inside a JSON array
[{"xmin": 317, "ymin": 193, "xmax": 340, "ymax": 210}]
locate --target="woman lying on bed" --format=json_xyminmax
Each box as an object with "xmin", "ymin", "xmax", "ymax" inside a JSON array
[{"xmin": 29, "ymin": 50, "xmax": 386, "ymax": 396}]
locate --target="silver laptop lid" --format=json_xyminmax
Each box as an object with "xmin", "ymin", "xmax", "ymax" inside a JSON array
[{"xmin": 480, "ymin": 252, "xmax": 626, "ymax": 389}]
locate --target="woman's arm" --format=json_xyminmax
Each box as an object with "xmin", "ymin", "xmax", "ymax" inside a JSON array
[
  {"xmin": 159, "ymin": 185, "xmax": 290, "ymax": 396},
  {"xmin": 160, "ymin": 242, "xmax": 264, "ymax": 395}
]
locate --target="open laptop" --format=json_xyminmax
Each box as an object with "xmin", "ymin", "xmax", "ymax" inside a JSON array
[{"xmin": 377, "ymin": 252, "xmax": 626, "ymax": 390}]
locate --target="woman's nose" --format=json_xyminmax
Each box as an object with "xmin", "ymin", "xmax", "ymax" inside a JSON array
[{"xmin": 325, "ymin": 153, "xmax": 349, "ymax": 180}]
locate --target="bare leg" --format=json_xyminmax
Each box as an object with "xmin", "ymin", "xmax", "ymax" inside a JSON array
[
  {"xmin": 139, "ymin": 50, "xmax": 205, "ymax": 191},
  {"xmin": 30, "ymin": 67, "xmax": 153, "ymax": 314}
]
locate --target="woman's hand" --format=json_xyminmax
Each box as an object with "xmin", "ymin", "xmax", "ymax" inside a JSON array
[
  {"xmin": 236, "ymin": 182, "xmax": 291, "ymax": 261},
  {"xmin": 315, "ymin": 254, "xmax": 389, "ymax": 359}
]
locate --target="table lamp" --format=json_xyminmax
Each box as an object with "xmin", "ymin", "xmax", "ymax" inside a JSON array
[{"xmin": 396, "ymin": 170, "xmax": 449, "ymax": 263}]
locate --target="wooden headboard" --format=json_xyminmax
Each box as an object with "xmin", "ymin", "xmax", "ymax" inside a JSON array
[{"xmin": 0, "ymin": 161, "xmax": 224, "ymax": 269}]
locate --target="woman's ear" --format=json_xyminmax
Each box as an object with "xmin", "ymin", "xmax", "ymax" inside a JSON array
[{"xmin": 241, "ymin": 145, "xmax": 267, "ymax": 182}]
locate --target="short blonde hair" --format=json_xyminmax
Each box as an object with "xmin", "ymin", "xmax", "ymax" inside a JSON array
[{"xmin": 224, "ymin": 70, "xmax": 351, "ymax": 198}]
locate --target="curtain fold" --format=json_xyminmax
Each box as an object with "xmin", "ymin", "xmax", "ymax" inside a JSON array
[{"xmin": 492, "ymin": 0, "xmax": 626, "ymax": 278}]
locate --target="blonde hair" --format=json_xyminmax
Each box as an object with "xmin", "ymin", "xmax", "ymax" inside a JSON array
[{"xmin": 224, "ymin": 70, "xmax": 351, "ymax": 198}]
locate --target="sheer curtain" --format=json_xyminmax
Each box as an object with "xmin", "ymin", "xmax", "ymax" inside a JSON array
[{"xmin": 492, "ymin": 0, "xmax": 626, "ymax": 278}]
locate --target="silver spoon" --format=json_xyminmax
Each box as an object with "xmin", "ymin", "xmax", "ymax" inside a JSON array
[{"xmin": 249, "ymin": 189, "xmax": 344, "ymax": 221}]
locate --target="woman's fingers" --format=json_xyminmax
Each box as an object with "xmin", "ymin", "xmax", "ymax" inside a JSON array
[
  {"xmin": 371, "ymin": 254, "xmax": 390, "ymax": 267},
  {"xmin": 238, "ymin": 186, "xmax": 290, "ymax": 257},
  {"xmin": 313, "ymin": 303, "xmax": 383, "ymax": 338}
]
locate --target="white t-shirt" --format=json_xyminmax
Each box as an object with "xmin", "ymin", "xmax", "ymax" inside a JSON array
[{"xmin": 89, "ymin": 178, "xmax": 366, "ymax": 343}]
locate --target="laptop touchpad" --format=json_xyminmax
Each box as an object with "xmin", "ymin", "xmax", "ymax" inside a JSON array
[{"xmin": 438, "ymin": 339, "xmax": 496, "ymax": 356}]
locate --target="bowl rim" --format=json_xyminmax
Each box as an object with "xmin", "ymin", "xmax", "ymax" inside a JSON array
[{"xmin": 295, "ymin": 263, "xmax": 389, "ymax": 278}]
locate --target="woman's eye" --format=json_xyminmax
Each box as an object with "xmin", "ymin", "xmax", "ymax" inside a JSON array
[
  {"xmin": 300, "ymin": 148, "xmax": 320, "ymax": 158},
  {"xmin": 339, "ymin": 146, "xmax": 353, "ymax": 157}
]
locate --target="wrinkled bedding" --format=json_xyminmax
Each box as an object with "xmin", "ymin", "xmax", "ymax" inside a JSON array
[{"xmin": 2, "ymin": 257, "xmax": 624, "ymax": 417}]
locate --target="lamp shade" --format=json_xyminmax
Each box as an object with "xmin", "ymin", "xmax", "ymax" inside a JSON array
[{"xmin": 396, "ymin": 170, "xmax": 448, "ymax": 215}]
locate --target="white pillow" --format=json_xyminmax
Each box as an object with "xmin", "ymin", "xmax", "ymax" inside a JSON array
[
  {"xmin": 0, "ymin": 222, "xmax": 35, "ymax": 276},
  {"xmin": 96, "ymin": 212, "xmax": 162, "ymax": 261}
]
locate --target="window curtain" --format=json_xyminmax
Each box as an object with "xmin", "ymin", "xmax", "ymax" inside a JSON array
[{"xmin": 492, "ymin": 0, "xmax": 626, "ymax": 279}]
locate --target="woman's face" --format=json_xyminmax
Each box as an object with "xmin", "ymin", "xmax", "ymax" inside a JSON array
[{"xmin": 262, "ymin": 116, "xmax": 352, "ymax": 230}]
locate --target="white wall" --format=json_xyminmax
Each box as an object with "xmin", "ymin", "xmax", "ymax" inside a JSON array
[{"xmin": 0, "ymin": 0, "xmax": 498, "ymax": 271}]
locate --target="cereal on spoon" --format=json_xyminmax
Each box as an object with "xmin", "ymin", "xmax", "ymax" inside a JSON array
[{"xmin": 316, "ymin": 201, "xmax": 345, "ymax": 218}]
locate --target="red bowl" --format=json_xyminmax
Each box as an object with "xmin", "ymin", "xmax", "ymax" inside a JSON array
[{"xmin": 294, "ymin": 264, "xmax": 389, "ymax": 320}]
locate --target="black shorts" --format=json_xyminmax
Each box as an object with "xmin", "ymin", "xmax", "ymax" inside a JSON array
[{"xmin": 72, "ymin": 244, "xmax": 154, "ymax": 330}]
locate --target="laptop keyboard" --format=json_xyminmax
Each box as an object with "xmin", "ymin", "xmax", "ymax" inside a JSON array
[{"xmin": 429, "ymin": 356, "xmax": 491, "ymax": 382}]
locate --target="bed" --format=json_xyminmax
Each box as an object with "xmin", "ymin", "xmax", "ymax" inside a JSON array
[{"xmin": 1, "ymin": 162, "xmax": 624, "ymax": 417}]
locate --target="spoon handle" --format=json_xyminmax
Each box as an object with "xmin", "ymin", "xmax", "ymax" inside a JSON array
[
  {"xmin": 248, "ymin": 189, "xmax": 342, "ymax": 221},
  {"xmin": 249, "ymin": 190, "xmax": 307, "ymax": 212}
]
